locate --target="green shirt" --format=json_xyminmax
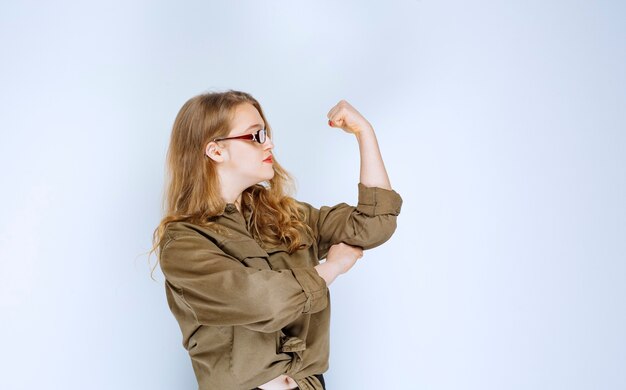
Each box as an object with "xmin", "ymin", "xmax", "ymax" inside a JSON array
[{"xmin": 159, "ymin": 183, "xmax": 403, "ymax": 390}]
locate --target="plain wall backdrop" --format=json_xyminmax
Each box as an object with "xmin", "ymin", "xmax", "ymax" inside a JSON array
[{"xmin": 1, "ymin": 1, "xmax": 625, "ymax": 389}]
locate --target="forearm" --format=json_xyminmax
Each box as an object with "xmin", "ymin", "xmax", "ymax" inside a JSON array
[
  {"xmin": 356, "ymin": 126, "xmax": 392, "ymax": 190},
  {"xmin": 314, "ymin": 261, "xmax": 341, "ymax": 286}
]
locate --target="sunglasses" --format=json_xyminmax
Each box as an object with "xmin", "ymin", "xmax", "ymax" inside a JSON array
[{"xmin": 213, "ymin": 128, "xmax": 267, "ymax": 144}]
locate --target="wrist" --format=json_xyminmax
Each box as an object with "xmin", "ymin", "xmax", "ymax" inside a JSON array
[
  {"xmin": 314, "ymin": 261, "xmax": 342, "ymax": 286},
  {"xmin": 355, "ymin": 125, "xmax": 375, "ymax": 141}
]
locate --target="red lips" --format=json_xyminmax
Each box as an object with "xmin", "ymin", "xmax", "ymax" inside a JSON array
[{"xmin": 263, "ymin": 155, "xmax": 273, "ymax": 163}]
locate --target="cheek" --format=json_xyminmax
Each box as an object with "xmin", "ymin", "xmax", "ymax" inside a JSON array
[
  {"xmin": 228, "ymin": 146, "xmax": 255, "ymax": 164},
  {"xmin": 238, "ymin": 153, "xmax": 264, "ymax": 171}
]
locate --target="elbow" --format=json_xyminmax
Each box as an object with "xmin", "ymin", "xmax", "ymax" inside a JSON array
[{"xmin": 347, "ymin": 215, "xmax": 398, "ymax": 250}]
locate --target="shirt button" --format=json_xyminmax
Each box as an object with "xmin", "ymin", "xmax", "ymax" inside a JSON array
[{"xmin": 225, "ymin": 204, "xmax": 236, "ymax": 213}]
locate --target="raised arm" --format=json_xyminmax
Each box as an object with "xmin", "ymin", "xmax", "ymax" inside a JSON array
[{"xmin": 327, "ymin": 99, "xmax": 392, "ymax": 190}]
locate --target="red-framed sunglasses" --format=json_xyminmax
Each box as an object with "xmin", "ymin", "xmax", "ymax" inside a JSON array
[{"xmin": 213, "ymin": 128, "xmax": 267, "ymax": 144}]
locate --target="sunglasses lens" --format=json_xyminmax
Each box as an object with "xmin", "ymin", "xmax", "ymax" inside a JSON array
[{"xmin": 258, "ymin": 129, "xmax": 266, "ymax": 144}]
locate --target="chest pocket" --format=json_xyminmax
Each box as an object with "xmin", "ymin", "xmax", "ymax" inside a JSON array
[{"xmin": 219, "ymin": 239, "xmax": 271, "ymax": 270}]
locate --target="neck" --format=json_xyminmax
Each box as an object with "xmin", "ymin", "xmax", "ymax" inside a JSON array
[
  {"xmin": 218, "ymin": 163, "xmax": 266, "ymax": 212},
  {"xmin": 222, "ymin": 188, "xmax": 243, "ymax": 211},
  {"xmin": 218, "ymin": 171, "xmax": 246, "ymax": 211}
]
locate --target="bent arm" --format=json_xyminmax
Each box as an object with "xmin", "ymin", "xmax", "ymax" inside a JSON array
[{"xmin": 316, "ymin": 103, "xmax": 401, "ymax": 258}]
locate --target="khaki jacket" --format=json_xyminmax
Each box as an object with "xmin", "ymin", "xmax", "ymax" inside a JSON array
[{"xmin": 159, "ymin": 184, "xmax": 402, "ymax": 390}]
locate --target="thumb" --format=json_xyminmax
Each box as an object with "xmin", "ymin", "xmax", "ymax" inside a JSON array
[{"xmin": 328, "ymin": 118, "xmax": 345, "ymax": 128}]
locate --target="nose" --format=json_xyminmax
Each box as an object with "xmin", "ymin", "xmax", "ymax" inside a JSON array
[{"xmin": 263, "ymin": 135, "xmax": 274, "ymax": 150}]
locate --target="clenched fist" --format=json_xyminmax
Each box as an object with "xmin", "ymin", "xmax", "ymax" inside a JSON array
[{"xmin": 327, "ymin": 100, "xmax": 373, "ymax": 135}]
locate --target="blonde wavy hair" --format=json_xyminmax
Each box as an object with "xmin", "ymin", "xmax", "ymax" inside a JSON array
[{"xmin": 150, "ymin": 90, "xmax": 311, "ymax": 269}]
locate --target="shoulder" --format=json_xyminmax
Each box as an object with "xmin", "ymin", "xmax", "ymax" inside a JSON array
[
  {"xmin": 159, "ymin": 221, "xmax": 234, "ymax": 273},
  {"xmin": 160, "ymin": 221, "xmax": 227, "ymax": 252},
  {"xmin": 164, "ymin": 221, "xmax": 204, "ymax": 237},
  {"xmin": 165, "ymin": 220, "xmax": 230, "ymax": 236}
]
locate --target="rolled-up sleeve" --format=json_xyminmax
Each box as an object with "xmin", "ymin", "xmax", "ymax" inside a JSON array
[
  {"xmin": 291, "ymin": 268, "xmax": 329, "ymax": 314},
  {"xmin": 303, "ymin": 183, "xmax": 403, "ymax": 259},
  {"xmin": 159, "ymin": 228, "xmax": 328, "ymax": 333}
]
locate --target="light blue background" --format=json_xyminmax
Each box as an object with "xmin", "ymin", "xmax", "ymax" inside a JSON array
[{"xmin": 1, "ymin": 1, "xmax": 624, "ymax": 389}]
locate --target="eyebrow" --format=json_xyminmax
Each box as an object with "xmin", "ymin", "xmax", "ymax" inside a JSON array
[{"xmin": 244, "ymin": 123, "xmax": 264, "ymax": 132}]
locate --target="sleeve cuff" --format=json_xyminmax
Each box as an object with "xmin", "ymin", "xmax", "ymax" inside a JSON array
[
  {"xmin": 291, "ymin": 267, "xmax": 329, "ymax": 314},
  {"xmin": 356, "ymin": 183, "xmax": 403, "ymax": 217}
]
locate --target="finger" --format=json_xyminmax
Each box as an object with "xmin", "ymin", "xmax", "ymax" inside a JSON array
[
  {"xmin": 330, "ymin": 107, "xmax": 351, "ymax": 129},
  {"xmin": 327, "ymin": 101, "xmax": 344, "ymax": 118},
  {"xmin": 327, "ymin": 112, "xmax": 338, "ymax": 127},
  {"xmin": 330, "ymin": 118, "xmax": 345, "ymax": 128},
  {"xmin": 328, "ymin": 118, "xmax": 341, "ymax": 127},
  {"xmin": 327, "ymin": 103, "xmax": 344, "ymax": 122},
  {"xmin": 326, "ymin": 104, "xmax": 338, "ymax": 120},
  {"xmin": 328, "ymin": 116, "xmax": 344, "ymax": 128}
]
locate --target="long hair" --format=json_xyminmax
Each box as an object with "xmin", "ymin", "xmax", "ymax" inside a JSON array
[{"xmin": 150, "ymin": 90, "xmax": 311, "ymax": 269}]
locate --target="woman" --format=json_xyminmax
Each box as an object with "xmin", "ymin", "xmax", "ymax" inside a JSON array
[{"xmin": 153, "ymin": 90, "xmax": 402, "ymax": 390}]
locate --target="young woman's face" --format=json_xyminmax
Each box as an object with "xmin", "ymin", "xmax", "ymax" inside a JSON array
[{"xmin": 219, "ymin": 102, "xmax": 275, "ymax": 187}]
